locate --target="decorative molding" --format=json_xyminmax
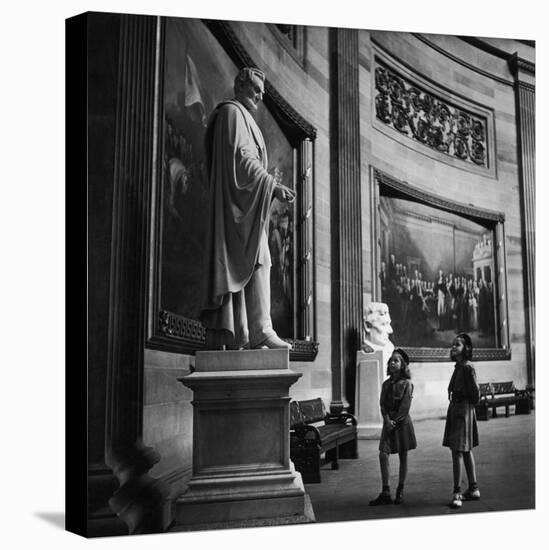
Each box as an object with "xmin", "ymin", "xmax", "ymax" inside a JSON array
[
  {"xmin": 396, "ymin": 208, "xmax": 471, "ymax": 230},
  {"xmin": 402, "ymin": 347, "xmax": 511, "ymax": 362},
  {"xmin": 458, "ymin": 36, "xmax": 512, "ymax": 61},
  {"xmin": 374, "ymin": 57, "xmax": 489, "ymax": 168},
  {"xmin": 108, "ymin": 441, "xmax": 171, "ymax": 534},
  {"xmin": 509, "ymin": 53, "xmax": 536, "ymax": 81},
  {"xmin": 420, "ymin": 35, "xmax": 535, "ymax": 86},
  {"xmin": 202, "ymin": 19, "xmax": 316, "ymax": 142},
  {"xmin": 265, "ymin": 80, "xmax": 317, "ymax": 142},
  {"xmin": 161, "ymin": 465, "xmax": 192, "ymax": 486},
  {"xmin": 374, "ymin": 168, "xmax": 505, "ymax": 224},
  {"xmin": 298, "ymin": 139, "xmax": 315, "ymax": 340},
  {"xmin": 288, "ymin": 339, "xmax": 319, "ymax": 361},
  {"xmin": 413, "ymin": 34, "xmax": 512, "ymax": 87},
  {"xmin": 458, "ymin": 38, "xmax": 535, "ymax": 78},
  {"xmin": 511, "ymin": 56, "xmax": 536, "ymax": 76},
  {"xmin": 158, "ymin": 310, "xmax": 206, "ymax": 343}
]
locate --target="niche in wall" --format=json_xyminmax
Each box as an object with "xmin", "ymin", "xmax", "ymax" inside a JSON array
[{"xmin": 146, "ymin": 17, "xmax": 318, "ymax": 360}]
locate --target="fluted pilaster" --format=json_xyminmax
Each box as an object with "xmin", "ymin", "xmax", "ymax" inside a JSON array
[
  {"xmin": 330, "ymin": 28, "xmax": 363, "ymax": 411},
  {"xmin": 103, "ymin": 15, "xmax": 171, "ymax": 535},
  {"xmin": 107, "ymin": 13, "xmax": 157, "ymax": 462},
  {"xmin": 509, "ymin": 53, "xmax": 535, "ymax": 385}
]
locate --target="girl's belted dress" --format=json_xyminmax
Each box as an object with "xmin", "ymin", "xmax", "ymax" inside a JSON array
[
  {"xmin": 442, "ymin": 361, "xmax": 480, "ymax": 451},
  {"xmin": 379, "ymin": 378, "xmax": 417, "ymax": 454}
]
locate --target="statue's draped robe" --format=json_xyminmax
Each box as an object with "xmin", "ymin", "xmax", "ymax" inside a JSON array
[{"xmin": 200, "ymin": 100, "xmax": 276, "ymax": 340}]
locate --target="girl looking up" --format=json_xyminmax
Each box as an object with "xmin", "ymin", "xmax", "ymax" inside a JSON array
[{"xmin": 369, "ymin": 348, "xmax": 417, "ymax": 505}]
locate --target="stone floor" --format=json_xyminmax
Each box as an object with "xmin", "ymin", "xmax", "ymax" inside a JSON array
[
  {"xmin": 170, "ymin": 410, "xmax": 535, "ymax": 536},
  {"xmin": 305, "ymin": 411, "xmax": 535, "ymax": 523}
]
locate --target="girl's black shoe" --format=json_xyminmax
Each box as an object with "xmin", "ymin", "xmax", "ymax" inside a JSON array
[
  {"xmin": 394, "ymin": 488, "xmax": 404, "ymax": 504},
  {"xmin": 369, "ymin": 492, "xmax": 393, "ymax": 505}
]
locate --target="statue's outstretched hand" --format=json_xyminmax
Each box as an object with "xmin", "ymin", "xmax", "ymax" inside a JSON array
[
  {"xmin": 274, "ymin": 183, "xmax": 296, "ymax": 203},
  {"xmin": 271, "ymin": 168, "xmax": 295, "ymax": 203}
]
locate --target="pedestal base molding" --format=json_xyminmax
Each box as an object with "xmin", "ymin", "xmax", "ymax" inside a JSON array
[{"xmin": 175, "ymin": 349, "xmax": 315, "ymax": 528}]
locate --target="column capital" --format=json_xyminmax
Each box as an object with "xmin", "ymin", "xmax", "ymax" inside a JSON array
[{"xmin": 508, "ymin": 52, "xmax": 535, "ymax": 89}]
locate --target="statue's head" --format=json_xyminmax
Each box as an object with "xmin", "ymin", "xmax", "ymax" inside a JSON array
[
  {"xmin": 234, "ymin": 67, "xmax": 266, "ymax": 113},
  {"xmin": 363, "ymin": 302, "xmax": 393, "ymax": 348}
]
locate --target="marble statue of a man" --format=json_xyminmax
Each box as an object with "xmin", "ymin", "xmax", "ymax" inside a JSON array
[{"xmin": 200, "ymin": 67, "xmax": 295, "ymax": 351}]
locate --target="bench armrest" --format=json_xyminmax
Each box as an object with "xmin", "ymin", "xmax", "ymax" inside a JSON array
[
  {"xmin": 481, "ymin": 394, "xmax": 495, "ymax": 402},
  {"xmin": 325, "ymin": 412, "xmax": 357, "ymax": 426},
  {"xmin": 292, "ymin": 424, "xmax": 322, "ymax": 445}
]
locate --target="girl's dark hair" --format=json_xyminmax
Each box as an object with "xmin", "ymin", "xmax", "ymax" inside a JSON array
[
  {"xmin": 456, "ymin": 332, "xmax": 473, "ymax": 361},
  {"xmin": 387, "ymin": 348, "xmax": 412, "ymax": 379}
]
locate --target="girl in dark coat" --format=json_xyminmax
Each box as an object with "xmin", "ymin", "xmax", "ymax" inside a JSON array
[
  {"xmin": 443, "ymin": 332, "xmax": 481, "ymax": 508},
  {"xmin": 369, "ymin": 348, "xmax": 417, "ymax": 506}
]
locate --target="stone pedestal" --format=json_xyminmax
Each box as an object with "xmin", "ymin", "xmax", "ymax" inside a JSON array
[
  {"xmin": 355, "ymin": 350, "xmax": 385, "ymax": 439},
  {"xmin": 175, "ymin": 349, "xmax": 315, "ymax": 528}
]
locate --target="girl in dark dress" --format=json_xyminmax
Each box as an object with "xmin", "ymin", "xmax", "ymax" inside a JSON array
[
  {"xmin": 443, "ymin": 332, "xmax": 481, "ymax": 508},
  {"xmin": 369, "ymin": 348, "xmax": 417, "ymax": 506}
]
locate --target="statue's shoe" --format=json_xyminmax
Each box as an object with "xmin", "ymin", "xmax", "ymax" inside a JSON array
[{"xmin": 254, "ymin": 335, "xmax": 292, "ymax": 350}]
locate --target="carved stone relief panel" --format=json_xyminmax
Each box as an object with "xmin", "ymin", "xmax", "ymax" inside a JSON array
[{"xmin": 372, "ymin": 45, "xmax": 496, "ymax": 178}]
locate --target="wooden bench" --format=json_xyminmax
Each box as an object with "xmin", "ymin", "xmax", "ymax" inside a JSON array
[
  {"xmin": 290, "ymin": 398, "xmax": 358, "ymax": 483},
  {"xmin": 475, "ymin": 381, "xmax": 531, "ymax": 421}
]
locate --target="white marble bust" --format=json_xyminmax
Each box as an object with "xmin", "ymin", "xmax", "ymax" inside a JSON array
[{"xmin": 362, "ymin": 302, "xmax": 395, "ymax": 367}]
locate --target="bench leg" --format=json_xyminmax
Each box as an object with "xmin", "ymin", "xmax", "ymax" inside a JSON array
[
  {"xmin": 492, "ymin": 406, "xmax": 497, "ymax": 418},
  {"xmin": 291, "ymin": 447, "xmax": 321, "ymax": 483},
  {"xmin": 326, "ymin": 447, "xmax": 339, "ymax": 470},
  {"xmin": 339, "ymin": 438, "xmax": 358, "ymax": 459},
  {"xmin": 505, "ymin": 405, "xmax": 510, "ymax": 417},
  {"xmin": 516, "ymin": 399, "xmax": 531, "ymax": 415}
]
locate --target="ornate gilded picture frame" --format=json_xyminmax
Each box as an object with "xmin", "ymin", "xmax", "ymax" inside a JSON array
[{"xmin": 146, "ymin": 18, "xmax": 318, "ymax": 360}]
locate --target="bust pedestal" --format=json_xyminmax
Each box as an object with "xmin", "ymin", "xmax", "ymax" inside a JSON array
[
  {"xmin": 175, "ymin": 349, "xmax": 314, "ymax": 528},
  {"xmin": 355, "ymin": 349, "xmax": 385, "ymax": 439}
]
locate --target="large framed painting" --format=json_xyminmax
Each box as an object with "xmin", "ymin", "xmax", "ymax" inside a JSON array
[
  {"xmin": 371, "ymin": 168, "xmax": 510, "ymax": 361},
  {"xmin": 146, "ymin": 18, "xmax": 318, "ymax": 360}
]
